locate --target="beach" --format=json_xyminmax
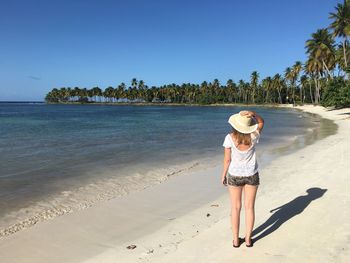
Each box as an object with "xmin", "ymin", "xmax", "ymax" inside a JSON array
[
  {"xmin": 0, "ymin": 104, "xmax": 316, "ymax": 233},
  {"xmin": 0, "ymin": 105, "xmax": 349, "ymax": 263}
]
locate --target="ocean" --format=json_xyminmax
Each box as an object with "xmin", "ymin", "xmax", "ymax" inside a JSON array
[{"xmin": 0, "ymin": 103, "xmax": 337, "ymax": 235}]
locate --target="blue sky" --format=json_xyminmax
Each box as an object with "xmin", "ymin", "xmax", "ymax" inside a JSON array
[{"xmin": 0, "ymin": 0, "xmax": 340, "ymax": 101}]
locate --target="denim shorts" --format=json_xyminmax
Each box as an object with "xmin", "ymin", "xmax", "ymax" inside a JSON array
[{"xmin": 227, "ymin": 172, "xmax": 260, "ymax": 186}]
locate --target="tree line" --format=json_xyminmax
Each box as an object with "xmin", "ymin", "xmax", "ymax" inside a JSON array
[{"xmin": 46, "ymin": 0, "xmax": 350, "ymax": 108}]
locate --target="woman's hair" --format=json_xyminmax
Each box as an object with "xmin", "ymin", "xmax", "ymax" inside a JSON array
[{"xmin": 232, "ymin": 128, "xmax": 251, "ymax": 146}]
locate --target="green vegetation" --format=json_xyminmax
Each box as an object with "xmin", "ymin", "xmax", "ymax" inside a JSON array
[
  {"xmin": 46, "ymin": 0, "xmax": 350, "ymax": 108},
  {"xmin": 322, "ymin": 77, "xmax": 350, "ymax": 108}
]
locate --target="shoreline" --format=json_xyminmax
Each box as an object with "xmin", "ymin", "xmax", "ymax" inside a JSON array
[
  {"xmin": 41, "ymin": 101, "xmax": 347, "ymax": 113},
  {"xmin": 0, "ymin": 105, "xmax": 348, "ymax": 263}
]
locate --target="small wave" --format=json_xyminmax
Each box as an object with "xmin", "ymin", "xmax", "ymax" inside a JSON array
[{"xmin": 0, "ymin": 158, "xmax": 212, "ymax": 238}]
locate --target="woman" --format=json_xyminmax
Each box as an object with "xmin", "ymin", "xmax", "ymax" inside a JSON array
[{"xmin": 221, "ymin": 110, "xmax": 264, "ymax": 248}]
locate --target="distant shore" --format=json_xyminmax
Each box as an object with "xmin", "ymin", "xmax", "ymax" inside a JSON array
[
  {"xmin": 44, "ymin": 101, "xmax": 309, "ymax": 108},
  {"xmin": 3, "ymin": 100, "xmax": 338, "ymax": 110}
]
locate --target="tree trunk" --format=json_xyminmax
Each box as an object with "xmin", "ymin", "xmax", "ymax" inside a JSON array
[
  {"xmin": 309, "ymin": 82, "xmax": 314, "ymax": 104},
  {"xmin": 313, "ymin": 78, "xmax": 318, "ymax": 104},
  {"xmin": 343, "ymin": 39, "xmax": 348, "ymax": 68},
  {"xmin": 313, "ymin": 77, "xmax": 321, "ymax": 104},
  {"xmin": 252, "ymin": 88, "xmax": 255, "ymax": 104},
  {"xmin": 322, "ymin": 59, "xmax": 332, "ymax": 79},
  {"xmin": 277, "ymin": 87, "xmax": 282, "ymax": 104}
]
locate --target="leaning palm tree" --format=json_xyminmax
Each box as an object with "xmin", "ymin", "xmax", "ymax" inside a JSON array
[
  {"xmin": 306, "ymin": 28, "xmax": 336, "ymax": 79},
  {"xmin": 329, "ymin": 0, "xmax": 350, "ymax": 70},
  {"xmin": 335, "ymin": 40, "xmax": 350, "ymax": 74}
]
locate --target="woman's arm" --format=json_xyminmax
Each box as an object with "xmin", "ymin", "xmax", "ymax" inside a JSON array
[
  {"xmin": 221, "ymin": 148, "xmax": 231, "ymax": 185},
  {"xmin": 254, "ymin": 111, "xmax": 264, "ymax": 133},
  {"xmin": 240, "ymin": 110, "xmax": 264, "ymax": 133}
]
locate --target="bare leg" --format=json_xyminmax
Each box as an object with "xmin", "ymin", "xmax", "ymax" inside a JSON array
[
  {"xmin": 228, "ymin": 185, "xmax": 243, "ymax": 246},
  {"xmin": 244, "ymin": 184, "xmax": 258, "ymax": 245}
]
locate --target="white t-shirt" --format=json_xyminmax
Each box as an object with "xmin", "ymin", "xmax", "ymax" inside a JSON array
[{"xmin": 222, "ymin": 131, "xmax": 260, "ymax": 177}]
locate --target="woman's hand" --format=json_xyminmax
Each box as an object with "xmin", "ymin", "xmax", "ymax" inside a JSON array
[
  {"xmin": 240, "ymin": 110, "xmax": 264, "ymax": 132},
  {"xmin": 221, "ymin": 175, "xmax": 227, "ymax": 186},
  {"xmin": 240, "ymin": 110, "xmax": 255, "ymax": 118}
]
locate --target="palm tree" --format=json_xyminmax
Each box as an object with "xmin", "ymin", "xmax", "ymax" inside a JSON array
[
  {"xmin": 273, "ymin": 74, "xmax": 283, "ymax": 104},
  {"xmin": 91, "ymin": 86, "xmax": 102, "ymax": 102},
  {"xmin": 250, "ymin": 71, "xmax": 259, "ymax": 104},
  {"xmin": 78, "ymin": 88, "xmax": 88, "ymax": 102},
  {"xmin": 199, "ymin": 81, "xmax": 209, "ymax": 103},
  {"xmin": 131, "ymin": 78, "xmax": 138, "ymax": 89},
  {"xmin": 306, "ymin": 28, "xmax": 336, "ymax": 79},
  {"xmin": 292, "ymin": 61, "xmax": 303, "ymax": 105},
  {"xmin": 262, "ymin": 77, "xmax": 273, "ymax": 103},
  {"xmin": 335, "ymin": 40, "xmax": 350, "ymax": 74},
  {"xmin": 117, "ymin": 83, "xmax": 126, "ymax": 102},
  {"xmin": 87, "ymin": 88, "xmax": 94, "ymax": 102},
  {"xmin": 305, "ymin": 57, "xmax": 323, "ymax": 104},
  {"xmin": 138, "ymin": 80, "xmax": 146, "ymax": 101},
  {"xmin": 104, "ymin": 86, "xmax": 114, "ymax": 102},
  {"xmin": 300, "ymin": 75, "xmax": 308, "ymax": 104},
  {"xmin": 73, "ymin": 87, "xmax": 80, "ymax": 102},
  {"xmin": 329, "ymin": 0, "xmax": 350, "ymax": 70},
  {"xmin": 211, "ymin": 79, "xmax": 220, "ymax": 102},
  {"xmin": 237, "ymin": 80, "xmax": 245, "ymax": 103},
  {"xmin": 226, "ymin": 79, "xmax": 236, "ymax": 103},
  {"xmin": 306, "ymin": 29, "xmax": 337, "ymax": 104},
  {"xmin": 284, "ymin": 67, "xmax": 293, "ymax": 103}
]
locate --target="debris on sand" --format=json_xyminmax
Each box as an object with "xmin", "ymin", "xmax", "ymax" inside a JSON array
[{"xmin": 126, "ymin": 244, "xmax": 137, "ymax": 250}]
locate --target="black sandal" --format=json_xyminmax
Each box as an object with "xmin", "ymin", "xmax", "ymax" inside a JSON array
[
  {"xmin": 232, "ymin": 238, "xmax": 242, "ymax": 248},
  {"xmin": 245, "ymin": 238, "xmax": 254, "ymax": 247}
]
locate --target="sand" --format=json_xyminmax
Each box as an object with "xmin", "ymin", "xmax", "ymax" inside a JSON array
[{"xmin": 0, "ymin": 105, "xmax": 349, "ymax": 263}]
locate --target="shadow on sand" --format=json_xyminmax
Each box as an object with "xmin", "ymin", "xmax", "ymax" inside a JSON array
[{"xmin": 252, "ymin": 187, "xmax": 327, "ymax": 243}]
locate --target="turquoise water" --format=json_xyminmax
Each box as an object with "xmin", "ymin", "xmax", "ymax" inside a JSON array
[{"xmin": 0, "ymin": 103, "xmax": 336, "ymax": 231}]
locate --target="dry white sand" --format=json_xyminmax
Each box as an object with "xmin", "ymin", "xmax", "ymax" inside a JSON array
[{"xmin": 0, "ymin": 105, "xmax": 349, "ymax": 263}]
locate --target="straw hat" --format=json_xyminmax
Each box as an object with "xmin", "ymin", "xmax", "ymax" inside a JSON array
[{"xmin": 228, "ymin": 113, "xmax": 258, "ymax": 134}]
